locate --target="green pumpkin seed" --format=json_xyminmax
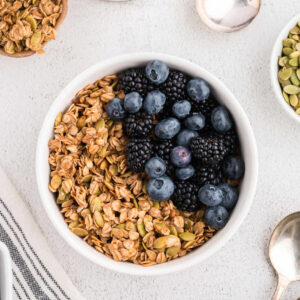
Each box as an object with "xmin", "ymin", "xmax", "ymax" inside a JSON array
[
  {"xmin": 282, "ymin": 91, "xmax": 290, "ymax": 104},
  {"xmin": 132, "ymin": 197, "xmax": 138, "ymax": 209},
  {"xmin": 284, "ymin": 85, "xmax": 300, "ymax": 94},
  {"xmin": 81, "ymin": 175, "xmax": 92, "ymax": 183},
  {"xmin": 289, "ymin": 57, "xmax": 299, "ymax": 67},
  {"xmin": 278, "ymin": 56, "xmax": 288, "ymax": 67},
  {"xmin": 283, "ymin": 47, "xmax": 293, "ymax": 56},
  {"xmin": 94, "ymin": 211, "xmax": 104, "ymax": 227},
  {"xmin": 4, "ymin": 41, "xmax": 15, "ymax": 54},
  {"xmin": 291, "ymin": 71, "xmax": 300, "ymax": 86},
  {"xmin": 290, "ymin": 51, "xmax": 300, "ymax": 58},
  {"xmin": 290, "ymin": 26, "xmax": 300, "ymax": 35},
  {"xmin": 169, "ymin": 225, "xmax": 177, "ymax": 236},
  {"xmin": 166, "ymin": 246, "xmax": 180, "ymax": 258},
  {"xmin": 179, "ymin": 232, "xmax": 195, "ymax": 241},
  {"xmin": 54, "ymin": 112, "xmax": 62, "ymax": 126},
  {"xmin": 283, "ymin": 38, "xmax": 296, "ymax": 48},
  {"xmin": 116, "ymin": 223, "xmax": 125, "ymax": 229},
  {"xmin": 296, "ymin": 69, "xmax": 300, "ymax": 80},
  {"xmin": 153, "ymin": 201, "xmax": 160, "ymax": 209},
  {"xmin": 278, "ymin": 68, "xmax": 292, "ymax": 80},
  {"xmin": 90, "ymin": 197, "xmax": 101, "ymax": 212},
  {"xmin": 184, "ymin": 218, "xmax": 194, "ymax": 230},
  {"xmin": 290, "ymin": 94, "xmax": 299, "ymax": 107},
  {"xmin": 71, "ymin": 228, "xmax": 88, "ymax": 237},
  {"xmin": 31, "ymin": 32, "xmax": 42, "ymax": 47},
  {"xmin": 95, "ymin": 119, "xmax": 105, "ymax": 131},
  {"xmin": 26, "ymin": 15, "xmax": 37, "ymax": 31},
  {"xmin": 109, "ymin": 164, "xmax": 118, "ymax": 176},
  {"xmin": 137, "ymin": 223, "xmax": 146, "ymax": 237}
]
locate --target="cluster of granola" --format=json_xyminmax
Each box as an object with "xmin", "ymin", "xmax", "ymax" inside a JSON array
[
  {"xmin": 48, "ymin": 75, "xmax": 215, "ymax": 266},
  {"xmin": 0, "ymin": 0, "xmax": 62, "ymax": 54}
]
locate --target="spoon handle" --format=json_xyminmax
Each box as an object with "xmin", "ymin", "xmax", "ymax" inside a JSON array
[{"xmin": 272, "ymin": 275, "xmax": 289, "ymax": 300}]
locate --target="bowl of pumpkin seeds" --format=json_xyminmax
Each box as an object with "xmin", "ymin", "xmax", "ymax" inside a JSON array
[{"xmin": 271, "ymin": 13, "xmax": 300, "ymax": 121}]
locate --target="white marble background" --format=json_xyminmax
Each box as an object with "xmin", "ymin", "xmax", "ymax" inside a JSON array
[{"xmin": 1, "ymin": 0, "xmax": 300, "ymax": 299}]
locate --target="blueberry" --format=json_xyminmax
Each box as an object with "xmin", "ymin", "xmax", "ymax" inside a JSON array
[
  {"xmin": 204, "ymin": 205, "xmax": 229, "ymax": 229},
  {"xmin": 146, "ymin": 176, "xmax": 174, "ymax": 201},
  {"xmin": 170, "ymin": 146, "xmax": 191, "ymax": 167},
  {"xmin": 106, "ymin": 98, "xmax": 126, "ymax": 120},
  {"xmin": 218, "ymin": 183, "xmax": 238, "ymax": 209},
  {"xmin": 184, "ymin": 113, "xmax": 206, "ymax": 131},
  {"xmin": 155, "ymin": 118, "xmax": 181, "ymax": 140},
  {"xmin": 145, "ymin": 60, "xmax": 169, "ymax": 85},
  {"xmin": 198, "ymin": 184, "xmax": 224, "ymax": 206},
  {"xmin": 211, "ymin": 106, "xmax": 232, "ymax": 133},
  {"xmin": 124, "ymin": 92, "xmax": 143, "ymax": 113},
  {"xmin": 176, "ymin": 129, "xmax": 199, "ymax": 147},
  {"xmin": 172, "ymin": 100, "xmax": 191, "ymax": 119},
  {"xmin": 187, "ymin": 78, "xmax": 210, "ymax": 102},
  {"xmin": 175, "ymin": 165, "xmax": 195, "ymax": 180},
  {"xmin": 144, "ymin": 90, "xmax": 166, "ymax": 114},
  {"xmin": 145, "ymin": 157, "xmax": 166, "ymax": 178},
  {"xmin": 222, "ymin": 155, "xmax": 245, "ymax": 180}
]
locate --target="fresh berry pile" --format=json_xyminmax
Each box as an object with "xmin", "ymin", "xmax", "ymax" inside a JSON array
[{"xmin": 105, "ymin": 60, "xmax": 245, "ymax": 230}]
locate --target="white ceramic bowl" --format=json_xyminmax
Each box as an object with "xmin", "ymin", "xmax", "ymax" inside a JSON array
[
  {"xmin": 36, "ymin": 53, "xmax": 258, "ymax": 276},
  {"xmin": 271, "ymin": 13, "xmax": 300, "ymax": 122}
]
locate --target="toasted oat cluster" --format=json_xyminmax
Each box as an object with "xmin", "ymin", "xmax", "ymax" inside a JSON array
[
  {"xmin": 48, "ymin": 75, "xmax": 215, "ymax": 266},
  {"xmin": 0, "ymin": 0, "xmax": 62, "ymax": 54}
]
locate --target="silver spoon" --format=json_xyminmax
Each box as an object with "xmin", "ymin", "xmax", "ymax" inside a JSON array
[
  {"xmin": 269, "ymin": 212, "xmax": 300, "ymax": 300},
  {"xmin": 195, "ymin": 0, "xmax": 261, "ymax": 32}
]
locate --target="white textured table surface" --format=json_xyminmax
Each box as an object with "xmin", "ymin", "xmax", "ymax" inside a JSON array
[{"xmin": 1, "ymin": 1, "xmax": 300, "ymax": 299}]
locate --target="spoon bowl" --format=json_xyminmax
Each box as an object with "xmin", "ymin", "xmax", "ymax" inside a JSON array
[
  {"xmin": 269, "ymin": 212, "xmax": 300, "ymax": 299},
  {"xmin": 195, "ymin": 0, "xmax": 261, "ymax": 32}
]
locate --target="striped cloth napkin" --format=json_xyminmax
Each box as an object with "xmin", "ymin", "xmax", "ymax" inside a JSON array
[{"xmin": 0, "ymin": 165, "xmax": 84, "ymax": 300}]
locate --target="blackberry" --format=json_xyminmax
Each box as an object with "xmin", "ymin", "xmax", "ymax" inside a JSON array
[
  {"xmin": 124, "ymin": 111, "xmax": 153, "ymax": 137},
  {"xmin": 191, "ymin": 96, "xmax": 218, "ymax": 119},
  {"xmin": 218, "ymin": 130, "xmax": 239, "ymax": 154},
  {"xmin": 172, "ymin": 181, "xmax": 200, "ymax": 212},
  {"xmin": 160, "ymin": 70, "xmax": 189, "ymax": 102},
  {"xmin": 190, "ymin": 135, "xmax": 229, "ymax": 165},
  {"xmin": 119, "ymin": 68, "xmax": 154, "ymax": 97},
  {"xmin": 191, "ymin": 165, "xmax": 222, "ymax": 187},
  {"xmin": 126, "ymin": 137, "xmax": 153, "ymax": 172},
  {"xmin": 154, "ymin": 140, "xmax": 175, "ymax": 176}
]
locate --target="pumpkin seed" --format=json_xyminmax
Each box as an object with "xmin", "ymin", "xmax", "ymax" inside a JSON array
[
  {"xmin": 95, "ymin": 119, "xmax": 105, "ymax": 131},
  {"xmin": 296, "ymin": 69, "xmax": 300, "ymax": 80},
  {"xmin": 283, "ymin": 38, "xmax": 296, "ymax": 48},
  {"xmin": 69, "ymin": 221, "xmax": 78, "ymax": 229},
  {"xmin": 166, "ymin": 246, "xmax": 180, "ymax": 258},
  {"xmin": 109, "ymin": 164, "xmax": 118, "ymax": 175},
  {"xmin": 289, "ymin": 57, "xmax": 299, "ymax": 67},
  {"xmin": 132, "ymin": 197, "xmax": 138, "ymax": 209},
  {"xmin": 90, "ymin": 197, "xmax": 101, "ymax": 212},
  {"xmin": 116, "ymin": 223, "xmax": 125, "ymax": 229},
  {"xmin": 184, "ymin": 218, "xmax": 194, "ymax": 230},
  {"xmin": 169, "ymin": 225, "xmax": 177, "ymax": 236},
  {"xmin": 153, "ymin": 201, "xmax": 160, "ymax": 209},
  {"xmin": 283, "ymin": 47, "xmax": 293, "ymax": 56},
  {"xmin": 71, "ymin": 228, "xmax": 88, "ymax": 237},
  {"xmin": 296, "ymin": 107, "xmax": 300, "ymax": 114},
  {"xmin": 54, "ymin": 112, "xmax": 62, "ymax": 126},
  {"xmin": 154, "ymin": 235, "xmax": 180, "ymax": 249},
  {"xmin": 282, "ymin": 91, "xmax": 290, "ymax": 104},
  {"xmin": 100, "ymin": 159, "xmax": 108, "ymax": 170},
  {"xmin": 26, "ymin": 15, "xmax": 37, "ymax": 31},
  {"xmin": 94, "ymin": 211, "xmax": 104, "ymax": 227},
  {"xmin": 179, "ymin": 232, "xmax": 196, "ymax": 241},
  {"xmin": 290, "ymin": 94, "xmax": 299, "ymax": 107},
  {"xmin": 290, "ymin": 26, "xmax": 300, "ymax": 35},
  {"xmin": 137, "ymin": 223, "xmax": 146, "ymax": 237},
  {"xmin": 284, "ymin": 85, "xmax": 300, "ymax": 94},
  {"xmin": 291, "ymin": 72, "xmax": 300, "ymax": 86},
  {"xmin": 31, "ymin": 32, "xmax": 42, "ymax": 47},
  {"xmin": 81, "ymin": 175, "xmax": 92, "ymax": 183},
  {"xmin": 4, "ymin": 41, "xmax": 15, "ymax": 54}
]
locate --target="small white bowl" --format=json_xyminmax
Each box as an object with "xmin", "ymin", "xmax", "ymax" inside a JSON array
[
  {"xmin": 271, "ymin": 13, "xmax": 300, "ymax": 122},
  {"xmin": 36, "ymin": 53, "xmax": 258, "ymax": 276}
]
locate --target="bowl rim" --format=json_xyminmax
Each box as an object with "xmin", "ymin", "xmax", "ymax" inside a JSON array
[
  {"xmin": 0, "ymin": 0, "xmax": 68, "ymax": 58},
  {"xmin": 270, "ymin": 13, "xmax": 300, "ymax": 123},
  {"xmin": 36, "ymin": 52, "xmax": 258, "ymax": 276}
]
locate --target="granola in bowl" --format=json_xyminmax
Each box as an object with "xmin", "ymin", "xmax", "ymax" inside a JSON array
[
  {"xmin": 48, "ymin": 61, "xmax": 245, "ymax": 266},
  {"xmin": 0, "ymin": 0, "xmax": 67, "ymax": 56}
]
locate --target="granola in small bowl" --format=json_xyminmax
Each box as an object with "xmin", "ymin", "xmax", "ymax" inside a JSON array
[
  {"xmin": 0, "ymin": 0, "xmax": 67, "ymax": 57},
  {"xmin": 48, "ymin": 60, "xmax": 245, "ymax": 266}
]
